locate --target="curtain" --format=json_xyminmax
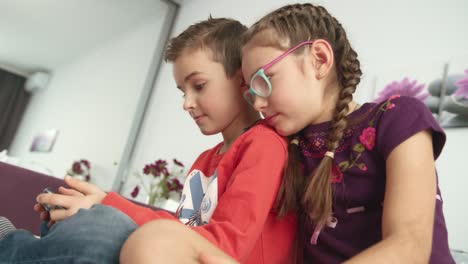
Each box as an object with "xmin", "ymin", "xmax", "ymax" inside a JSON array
[{"xmin": 0, "ymin": 69, "xmax": 30, "ymax": 151}]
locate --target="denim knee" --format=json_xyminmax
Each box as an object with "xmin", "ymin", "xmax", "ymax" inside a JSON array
[{"xmin": 0, "ymin": 204, "xmax": 137, "ymax": 264}]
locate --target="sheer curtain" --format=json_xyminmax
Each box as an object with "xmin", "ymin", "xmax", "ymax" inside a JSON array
[{"xmin": 0, "ymin": 68, "xmax": 30, "ymax": 151}]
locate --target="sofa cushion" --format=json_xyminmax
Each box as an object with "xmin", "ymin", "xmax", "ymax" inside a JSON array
[{"xmin": 0, "ymin": 161, "xmax": 65, "ymax": 235}]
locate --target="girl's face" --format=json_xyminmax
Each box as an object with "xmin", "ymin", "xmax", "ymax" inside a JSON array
[{"xmin": 242, "ymin": 42, "xmax": 333, "ymax": 136}]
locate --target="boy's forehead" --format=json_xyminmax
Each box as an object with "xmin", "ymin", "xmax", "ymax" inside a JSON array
[
  {"xmin": 172, "ymin": 48, "xmax": 222, "ymax": 82},
  {"xmin": 180, "ymin": 47, "xmax": 216, "ymax": 62}
]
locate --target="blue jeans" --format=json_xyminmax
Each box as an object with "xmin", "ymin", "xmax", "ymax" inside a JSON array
[{"xmin": 0, "ymin": 205, "xmax": 137, "ymax": 264}]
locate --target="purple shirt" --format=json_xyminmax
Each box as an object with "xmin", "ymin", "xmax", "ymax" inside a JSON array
[{"xmin": 300, "ymin": 96, "xmax": 454, "ymax": 263}]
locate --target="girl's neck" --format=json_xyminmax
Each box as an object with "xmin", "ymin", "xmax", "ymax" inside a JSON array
[
  {"xmin": 219, "ymin": 109, "xmax": 260, "ymax": 154},
  {"xmin": 313, "ymin": 100, "xmax": 360, "ymax": 125}
]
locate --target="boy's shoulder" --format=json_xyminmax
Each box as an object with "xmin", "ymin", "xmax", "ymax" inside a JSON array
[
  {"xmin": 194, "ymin": 121, "xmax": 287, "ymax": 164},
  {"xmin": 235, "ymin": 120, "xmax": 288, "ymax": 150}
]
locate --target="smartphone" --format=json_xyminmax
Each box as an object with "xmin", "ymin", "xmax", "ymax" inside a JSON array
[{"xmin": 41, "ymin": 187, "xmax": 66, "ymax": 211}]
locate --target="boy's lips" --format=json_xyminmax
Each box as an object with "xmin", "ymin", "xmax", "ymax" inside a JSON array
[{"xmin": 193, "ymin": 114, "xmax": 206, "ymax": 124}]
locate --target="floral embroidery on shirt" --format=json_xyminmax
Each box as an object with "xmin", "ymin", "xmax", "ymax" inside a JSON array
[
  {"xmin": 338, "ymin": 95, "xmax": 400, "ymax": 174},
  {"xmin": 359, "ymin": 127, "xmax": 376, "ymax": 150}
]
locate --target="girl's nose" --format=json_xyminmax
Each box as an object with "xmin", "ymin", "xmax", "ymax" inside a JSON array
[{"xmin": 252, "ymin": 95, "xmax": 268, "ymax": 112}]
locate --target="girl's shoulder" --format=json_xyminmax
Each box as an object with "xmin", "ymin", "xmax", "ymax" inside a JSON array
[
  {"xmin": 361, "ymin": 95, "xmax": 445, "ymax": 160},
  {"xmin": 347, "ymin": 95, "xmax": 435, "ymax": 128}
]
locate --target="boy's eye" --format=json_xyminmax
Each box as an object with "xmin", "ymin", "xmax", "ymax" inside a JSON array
[{"xmin": 194, "ymin": 83, "xmax": 205, "ymax": 90}]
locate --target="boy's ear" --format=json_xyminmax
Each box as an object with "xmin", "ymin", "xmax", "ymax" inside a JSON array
[
  {"xmin": 308, "ymin": 39, "xmax": 334, "ymax": 79},
  {"xmin": 234, "ymin": 69, "xmax": 245, "ymax": 88}
]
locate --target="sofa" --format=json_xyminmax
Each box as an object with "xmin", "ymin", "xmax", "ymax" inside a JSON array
[
  {"xmin": 0, "ymin": 161, "xmax": 65, "ymax": 235},
  {"xmin": 0, "ymin": 161, "xmax": 161, "ymax": 235}
]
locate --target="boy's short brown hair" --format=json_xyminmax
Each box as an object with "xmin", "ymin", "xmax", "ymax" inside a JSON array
[{"xmin": 164, "ymin": 17, "xmax": 247, "ymax": 77}]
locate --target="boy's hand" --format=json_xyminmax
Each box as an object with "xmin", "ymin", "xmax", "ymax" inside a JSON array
[{"xmin": 35, "ymin": 176, "xmax": 107, "ymax": 222}]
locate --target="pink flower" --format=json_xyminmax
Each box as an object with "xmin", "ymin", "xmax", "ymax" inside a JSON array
[
  {"xmin": 387, "ymin": 103, "xmax": 395, "ymax": 110},
  {"xmin": 362, "ymin": 165, "xmax": 368, "ymax": 171},
  {"xmin": 374, "ymin": 78, "xmax": 428, "ymax": 103},
  {"xmin": 454, "ymin": 70, "xmax": 468, "ymax": 99},
  {"xmin": 359, "ymin": 127, "xmax": 376, "ymax": 150},
  {"xmin": 330, "ymin": 164, "xmax": 343, "ymax": 183}
]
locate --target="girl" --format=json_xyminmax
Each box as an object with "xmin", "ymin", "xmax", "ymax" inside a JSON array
[{"xmin": 239, "ymin": 3, "xmax": 454, "ymax": 263}]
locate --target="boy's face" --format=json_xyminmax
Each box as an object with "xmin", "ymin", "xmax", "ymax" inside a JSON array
[{"xmin": 173, "ymin": 49, "xmax": 245, "ymax": 135}]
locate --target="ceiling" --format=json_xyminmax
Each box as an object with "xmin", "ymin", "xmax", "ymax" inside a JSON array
[{"xmin": 0, "ymin": 0, "xmax": 170, "ymax": 75}]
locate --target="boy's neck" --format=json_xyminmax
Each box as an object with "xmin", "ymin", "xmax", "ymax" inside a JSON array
[{"xmin": 219, "ymin": 110, "xmax": 260, "ymax": 154}]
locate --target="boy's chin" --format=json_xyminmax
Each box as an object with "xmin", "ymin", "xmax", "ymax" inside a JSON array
[{"xmin": 199, "ymin": 128, "xmax": 219, "ymax": 136}]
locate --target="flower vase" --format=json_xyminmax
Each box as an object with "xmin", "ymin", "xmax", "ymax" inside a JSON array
[
  {"xmin": 147, "ymin": 192, "xmax": 180, "ymax": 212},
  {"xmin": 147, "ymin": 192, "xmax": 161, "ymax": 207}
]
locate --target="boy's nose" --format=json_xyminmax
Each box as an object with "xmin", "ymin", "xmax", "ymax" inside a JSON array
[{"xmin": 183, "ymin": 94, "xmax": 195, "ymax": 111}]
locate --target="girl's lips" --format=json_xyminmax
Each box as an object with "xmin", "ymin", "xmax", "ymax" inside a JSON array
[{"xmin": 264, "ymin": 113, "xmax": 279, "ymax": 125}]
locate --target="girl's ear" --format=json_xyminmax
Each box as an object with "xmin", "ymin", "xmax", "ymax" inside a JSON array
[{"xmin": 308, "ymin": 39, "xmax": 334, "ymax": 79}]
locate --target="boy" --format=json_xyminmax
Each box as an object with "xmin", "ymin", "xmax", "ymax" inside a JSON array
[{"xmin": 35, "ymin": 17, "xmax": 296, "ymax": 264}]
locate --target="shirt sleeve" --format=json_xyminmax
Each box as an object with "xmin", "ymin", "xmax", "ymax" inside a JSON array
[
  {"xmin": 375, "ymin": 96, "xmax": 446, "ymax": 160},
  {"xmin": 191, "ymin": 126, "xmax": 289, "ymax": 261},
  {"xmin": 101, "ymin": 192, "xmax": 177, "ymax": 225}
]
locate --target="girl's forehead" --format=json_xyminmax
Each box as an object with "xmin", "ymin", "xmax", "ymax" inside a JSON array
[{"xmin": 242, "ymin": 45, "xmax": 282, "ymax": 68}]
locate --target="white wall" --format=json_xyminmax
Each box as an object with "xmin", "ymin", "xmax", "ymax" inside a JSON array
[
  {"xmin": 9, "ymin": 15, "xmax": 165, "ymax": 191},
  {"xmin": 131, "ymin": 0, "xmax": 468, "ymax": 251}
]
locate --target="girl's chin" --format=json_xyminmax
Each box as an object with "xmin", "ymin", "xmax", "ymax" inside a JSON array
[
  {"xmin": 274, "ymin": 123, "xmax": 302, "ymax": 137},
  {"xmin": 275, "ymin": 127, "xmax": 295, "ymax": 137}
]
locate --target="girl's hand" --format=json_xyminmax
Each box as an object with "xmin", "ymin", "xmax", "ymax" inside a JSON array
[
  {"xmin": 199, "ymin": 253, "xmax": 239, "ymax": 264},
  {"xmin": 35, "ymin": 176, "xmax": 107, "ymax": 222}
]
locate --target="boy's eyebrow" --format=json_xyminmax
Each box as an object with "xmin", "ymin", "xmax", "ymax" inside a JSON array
[
  {"xmin": 176, "ymin": 71, "xmax": 204, "ymax": 90},
  {"xmin": 184, "ymin": 71, "xmax": 204, "ymax": 82}
]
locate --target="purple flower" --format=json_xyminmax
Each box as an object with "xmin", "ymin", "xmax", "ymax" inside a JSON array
[
  {"xmin": 173, "ymin": 159, "xmax": 184, "ymax": 167},
  {"xmin": 155, "ymin": 160, "xmax": 168, "ymax": 170},
  {"xmin": 167, "ymin": 178, "xmax": 183, "ymax": 192},
  {"xmin": 138, "ymin": 158, "xmax": 185, "ymax": 201},
  {"xmin": 131, "ymin": 186, "xmax": 139, "ymax": 198},
  {"xmin": 374, "ymin": 78, "xmax": 429, "ymax": 103},
  {"xmin": 454, "ymin": 70, "xmax": 468, "ymax": 99},
  {"xmin": 143, "ymin": 165, "xmax": 151, "ymax": 175},
  {"xmin": 80, "ymin": 159, "xmax": 90, "ymax": 169},
  {"xmin": 72, "ymin": 161, "xmax": 83, "ymax": 174}
]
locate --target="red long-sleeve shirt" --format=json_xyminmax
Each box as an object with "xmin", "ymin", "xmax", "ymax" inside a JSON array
[{"xmin": 102, "ymin": 123, "xmax": 296, "ymax": 263}]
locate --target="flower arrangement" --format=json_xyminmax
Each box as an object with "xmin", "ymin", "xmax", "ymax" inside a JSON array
[
  {"xmin": 374, "ymin": 77, "xmax": 429, "ymax": 103},
  {"xmin": 131, "ymin": 159, "xmax": 184, "ymax": 206},
  {"xmin": 67, "ymin": 159, "xmax": 91, "ymax": 182}
]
